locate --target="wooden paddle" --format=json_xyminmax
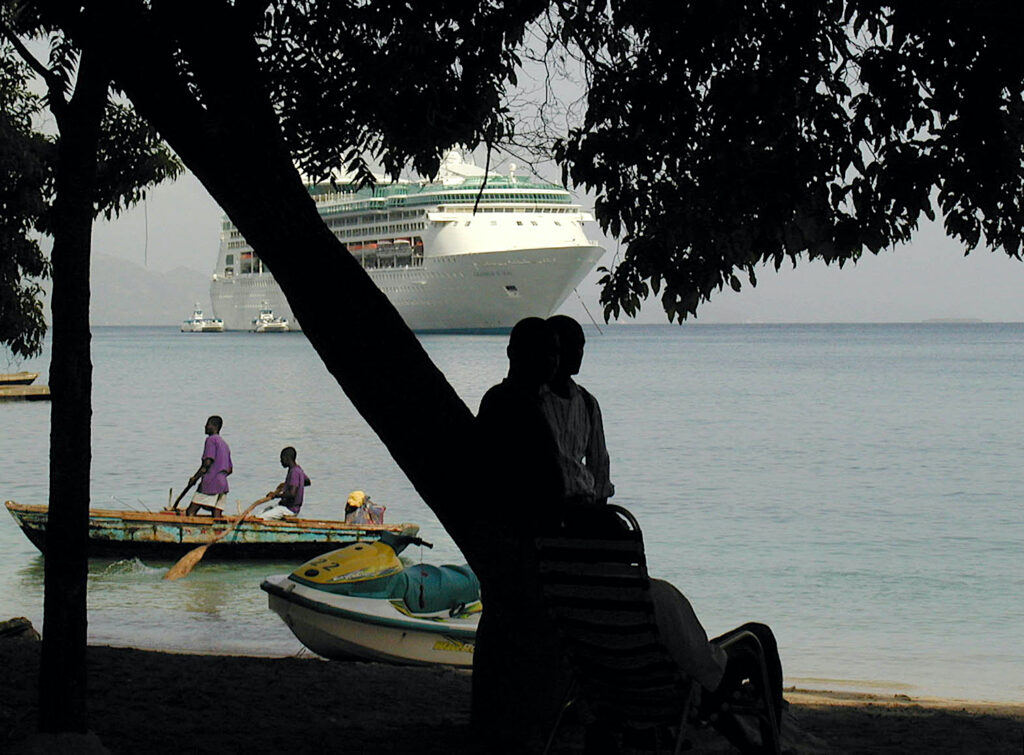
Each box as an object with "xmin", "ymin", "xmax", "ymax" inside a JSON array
[
  {"xmin": 168, "ymin": 478, "xmax": 197, "ymax": 512},
  {"xmin": 163, "ymin": 496, "xmax": 273, "ymax": 580}
]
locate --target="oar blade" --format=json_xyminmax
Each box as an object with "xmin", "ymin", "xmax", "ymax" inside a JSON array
[
  {"xmin": 161, "ymin": 496, "xmax": 273, "ymax": 581},
  {"xmin": 164, "ymin": 545, "xmax": 209, "ymax": 580}
]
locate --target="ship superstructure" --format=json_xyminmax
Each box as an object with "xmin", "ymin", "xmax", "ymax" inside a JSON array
[{"xmin": 209, "ymin": 152, "xmax": 605, "ymax": 331}]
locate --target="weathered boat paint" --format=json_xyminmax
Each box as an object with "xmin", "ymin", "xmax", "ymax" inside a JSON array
[{"xmin": 4, "ymin": 501, "xmax": 415, "ymax": 560}]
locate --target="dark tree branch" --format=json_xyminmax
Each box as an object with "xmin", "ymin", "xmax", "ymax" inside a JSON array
[{"xmin": 0, "ymin": 19, "xmax": 69, "ymax": 117}]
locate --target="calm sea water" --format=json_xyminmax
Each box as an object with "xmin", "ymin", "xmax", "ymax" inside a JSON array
[{"xmin": 1, "ymin": 323, "xmax": 1021, "ymax": 703}]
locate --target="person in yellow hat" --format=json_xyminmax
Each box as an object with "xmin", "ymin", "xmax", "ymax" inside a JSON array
[
  {"xmin": 344, "ymin": 490, "xmax": 366, "ymax": 523},
  {"xmin": 345, "ymin": 490, "xmax": 385, "ymax": 524}
]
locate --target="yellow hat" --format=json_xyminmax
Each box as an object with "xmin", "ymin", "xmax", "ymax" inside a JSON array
[{"xmin": 347, "ymin": 490, "xmax": 366, "ymax": 507}]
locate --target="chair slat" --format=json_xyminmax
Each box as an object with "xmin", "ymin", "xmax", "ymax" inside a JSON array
[
  {"xmin": 548, "ymin": 606, "xmax": 651, "ymax": 625},
  {"xmin": 567, "ymin": 636, "xmax": 665, "ymax": 656},
  {"xmin": 537, "ymin": 505, "xmax": 701, "ymax": 753},
  {"xmin": 542, "ymin": 583, "xmax": 649, "ymax": 602},
  {"xmin": 560, "ymin": 627, "xmax": 661, "ymax": 647},
  {"xmin": 536, "ymin": 536, "xmax": 642, "ymax": 553},
  {"xmin": 570, "ymin": 652, "xmax": 680, "ymax": 674},
  {"xmin": 538, "ymin": 505, "xmax": 780, "ymax": 755},
  {"xmin": 538, "ymin": 561, "xmax": 646, "ymax": 580}
]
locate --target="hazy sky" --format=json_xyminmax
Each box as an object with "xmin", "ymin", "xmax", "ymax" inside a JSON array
[{"xmin": 90, "ymin": 168, "xmax": 1024, "ymax": 324}]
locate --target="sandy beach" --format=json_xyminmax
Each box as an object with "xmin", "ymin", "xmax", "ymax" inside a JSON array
[{"xmin": 2, "ymin": 639, "xmax": 1023, "ymax": 754}]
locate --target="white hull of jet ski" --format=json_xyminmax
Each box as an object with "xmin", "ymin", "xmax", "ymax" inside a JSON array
[{"xmin": 262, "ymin": 574, "xmax": 479, "ymax": 667}]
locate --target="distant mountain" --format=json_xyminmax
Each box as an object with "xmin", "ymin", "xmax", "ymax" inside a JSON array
[{"xmin": 89, "ymin": 253, "xmax": 211, "ymax": 326}]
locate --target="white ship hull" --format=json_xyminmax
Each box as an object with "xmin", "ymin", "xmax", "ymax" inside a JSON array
[
  {"xmin": 209, "ymin": 152, "xmax": 605, "ymax": 331},
  {"xmin": 212, "ymin": 244, "xmax": 603, "ymax": 332}
]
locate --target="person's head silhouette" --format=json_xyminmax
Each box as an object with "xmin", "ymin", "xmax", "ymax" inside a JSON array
[
  {"xmin": 547, "ymin": 315, "xmax": 585, "ymax": 389},
  {"xmin": 507, "ymin": 317, "xmax": 559, "ymax": 390}
]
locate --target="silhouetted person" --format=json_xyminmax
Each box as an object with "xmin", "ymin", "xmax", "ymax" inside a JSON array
[
  {"xmin": 543, "ymin": 315, "xmax": 614, "ymax": 505},
  {"xmin": 649, "ymin": 580, "xmax": 784, "ymax": 729},
  {"xmin": 538, "ymin": 318, "xmax": 783, "ymax": 732},
  {"xmin": 259, "ymin": 446, "xmax": 311, "ymax": 519},
  {"xmin": 476, "ymin": 317, "xmax": 564, "ymax": 506},
  {"xmin": 472, "ymin": 317, "xmax": 568, "ymax": 752}
]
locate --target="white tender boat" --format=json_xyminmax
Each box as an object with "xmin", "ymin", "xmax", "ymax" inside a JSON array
[
  {"xmin": 180, "ymin": 304, "xmax": 224, "ymax": 332},
  {"xmin": 210, "ymin": 151, "xmax": 605, "ymax": 331},
  {"xmin": 261, "ymin": 532, "xmax": 479, "ymax": 667},
  {"xmin": 251, "ymin": 303, "xmax": 289, "ymax": 332}
]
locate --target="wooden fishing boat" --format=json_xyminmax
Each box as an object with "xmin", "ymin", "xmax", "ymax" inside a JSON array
[
  {"xmin": 0, "ymin": 385, "xmax": 50, "ymax": 402},
  {"xmin": 4, "ymin": 501, "xmax": 416, "ymax": 560},
  {"xmin": 0, "ymin": 371, "xmax": 39, "ymax": 386}
]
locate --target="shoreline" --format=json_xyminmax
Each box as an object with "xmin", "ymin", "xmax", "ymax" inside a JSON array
[
  {"xmin": 785, "ymin": 687, "xmax": 1024, "ymax": 716},
  {"xmin": 86, "ymin": 642, "xmax": 1024, "ymax": 710},
  {"xmin": 4, "ymin": 641, "xmax": 1023, "ymax": 753},
  {"xmin": 94, "ymin": 643, "xmax": 1024, "ymax": 704}
]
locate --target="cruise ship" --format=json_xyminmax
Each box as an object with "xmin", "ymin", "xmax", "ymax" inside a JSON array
[{"xmin": 209, "ymin": 152, "xmax": 605, "ymax": 331}]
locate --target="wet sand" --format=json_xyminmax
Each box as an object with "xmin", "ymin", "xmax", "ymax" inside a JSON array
[{"xmin": 2, "ymin": 642, "xmax": 1022, "ymax": 753}]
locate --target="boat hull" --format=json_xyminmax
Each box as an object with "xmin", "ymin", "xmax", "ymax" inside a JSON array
[
  {"xmin": 0, "ymin": 386, "xmax": 50, "ymax": 402},
  {"xmin": 212, "ymin": 245, "xmax": 604, "ymax": 332},
  {"xmin": 4, "ymin": 501, "xmax": 413, "ymax": 560},
  {"xmin": 262, "ymin": 575, "xmax": 477, "ymax": 666},
  {"xmin": 0, "ymin": 372, "xmax": 39, "ymax": 386}
]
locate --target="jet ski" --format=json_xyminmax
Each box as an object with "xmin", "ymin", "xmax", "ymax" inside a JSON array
[{"xmin": 261, "ymin": 529, "xmax": 480, "ymax": 667}]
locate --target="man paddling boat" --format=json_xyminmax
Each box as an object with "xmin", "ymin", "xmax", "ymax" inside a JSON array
[
  {"xmin": 172, "ymin": 415, "xmax": 233, "ymax": 516},
  {"xmin": 259, "ymin": 446, "xmax": 311, "ymax": 520}
]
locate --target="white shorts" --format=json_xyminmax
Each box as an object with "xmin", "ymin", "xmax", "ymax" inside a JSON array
[
  {"xmin": 190, "ymin": 492, "xmax": 227, "ymax": 509},
  {"xmin": 258, "ymin": 504, "xmax": 297, "ymax": 520}
]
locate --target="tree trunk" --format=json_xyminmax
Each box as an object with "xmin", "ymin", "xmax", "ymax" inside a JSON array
[
  {"xmin": 149, "ymin": 101, "xmax": 567, "ymax": 753},
  {"xmin": 59, "ymin": 8, "xmax": 567, "ymax": 748},
  {"xmin": 39, "ymin": 52, "xmax": 108, "ymax": 734}
]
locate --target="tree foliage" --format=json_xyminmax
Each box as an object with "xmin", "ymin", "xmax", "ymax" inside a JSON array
[
  {"xmin": 92, "ymin": 102, "xmax": 184, "ymax": 221},
  {"xmin": 554, "ymin": 0, "xmax": 1024, "ymax": 322},
  {"xmin": 0, "ymin": 20, "xmax": 183, "ymax": 358},
  {"xmin": 259, "ymin": 0, "xmax": 546, "ymax": 183},
  {"xmin": 0, "ymin": 45, "xmax": 50, "ymax": 357}
]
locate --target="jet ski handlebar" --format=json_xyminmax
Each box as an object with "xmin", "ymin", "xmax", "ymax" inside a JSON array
[{"xmin": 380, "ymin": 530, "xmax": 433, "ymax": 554}]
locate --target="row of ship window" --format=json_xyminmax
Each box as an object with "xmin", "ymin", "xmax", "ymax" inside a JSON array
[
  {"xmin": 224, "ymin": 195, "xmax": 570, "ymax": 233},
  {"xmin": 330, "ymin": 223, "xmax": 429, "ymax": 236},
  {"xmin": 440, "ymin": 205, "xmax": 574, "ymax": 213},
  {"xmin": 222, "ymin": 237, "xmax": 426, "ymax": 276},
  {"xmin": 316, "ymin": 190, "xmax": 566, "ymax": 205},
  {"xmin": 404, "ymin": 192, "xmax": 566, "ymax": 205},
  {"xmin": 225, "ymin": 206, "xmax": 574, "ymax": 245}
]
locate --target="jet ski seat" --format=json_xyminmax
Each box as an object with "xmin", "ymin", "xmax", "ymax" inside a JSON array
[{"xmin": 400, "ymin": 563, "xmax": 481, "ymax": 615}]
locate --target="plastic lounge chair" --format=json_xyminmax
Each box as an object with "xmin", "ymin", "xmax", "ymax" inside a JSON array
[{"xmin": 536, "ymin": 504, "xmax": 780, "ymax": 754}]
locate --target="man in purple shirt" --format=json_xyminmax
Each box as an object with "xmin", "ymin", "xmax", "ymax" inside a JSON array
[
  {"xmin": 259, "ymin": 446, "xmax": 311, "ymax": 520},
  {"xmin": 182, "ymin": 415, "xmax": 232, "ymax": 517}
]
